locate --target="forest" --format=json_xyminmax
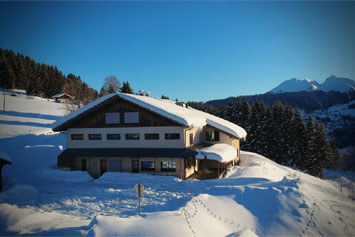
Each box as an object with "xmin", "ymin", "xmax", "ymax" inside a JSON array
[
  {"xmin": 0, "ymin": 48, "xmax": 98, "ymax": 104},
  {"xmin": 188, "ymin": 98, "xmax": 339, "ymax": 177}
]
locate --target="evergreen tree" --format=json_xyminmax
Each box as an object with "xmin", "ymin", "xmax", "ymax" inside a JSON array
[
  {"xmin": 303, "ymin": 114, "xmax": 319, "ymax": 175},
  {"xmin": 121, "ymin": 81, "xmax": 134, "ymax": 94},
  {"xmin": 99, "ymin": 87, "xmax": 107, "ymax": 97},
  {"xmin": 292, "ymin": 108, "xmax": 308, "ymax": 169}
]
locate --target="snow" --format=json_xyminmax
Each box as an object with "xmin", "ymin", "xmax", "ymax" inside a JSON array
[
  {"xmin": 0, "ymin": 93, "xmax": 66, "ymax": 138},
  {"xmin": 196, "ymin": 144, "xmax": 237, "ymax": 163},
  {"xmin": 53, "ymin": 93, "xmax": 247, "ymax": 139},
  {"xmin": 1, "ymin": 93, "xmax": 355, "ymax": 236},
  {"xmin": 52, "ymin": 93, "xmax": 74, "ymax": 99},
  {"xmin": 269, "ymin": 78, "xmax": 319, "ymax": 93},
  {"xmin": 318, "ymin": 75, "xmax": 355, "ymax": 92},
  {"xmin": 270, "ymin": 75, "xmax": 355, "ymax": 93}
]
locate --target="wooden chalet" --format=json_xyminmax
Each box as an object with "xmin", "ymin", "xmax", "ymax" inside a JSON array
[{"xmin": 52, "ymin": 93, "xmax": 247, "ymax": 179}]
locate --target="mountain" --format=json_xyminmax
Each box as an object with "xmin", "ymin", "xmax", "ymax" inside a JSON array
[
  {"xmin": 269, "ymin": 78, "xmax": 319, "ymax": 93},
  {"xmin": 318, "ymin": 75, "xmax": 355, "ymax": 92},
  {"xmin": 269, "ymin": 75, "xmax": 355, "ymax": 94}
]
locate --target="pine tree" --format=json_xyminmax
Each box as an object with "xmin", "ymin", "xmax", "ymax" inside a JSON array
[
  {"xmin": 121, "ymin": 81, "xmax": 133, "ymax": 94},
  {"xmin": 99, "ymin": 87, "xmax": 107, "ymax": 97},
  {"xmin": 304, "ymin": 114, "xmax": 319, "ymax": 175},
  {"xmin": 292, "ymin": 108, "xmax": 308, "ymax": 169},
  {"xmin": 269, "ymin": 102, "xmax": 284, "ymax": 163}
]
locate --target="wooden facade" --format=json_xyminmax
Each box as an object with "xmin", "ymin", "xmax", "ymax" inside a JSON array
[
  {"xmin": 55, "ymin": 96, "xmax": 183, "ymax": 131},
  {"xmin": 55, "ymin": 94, "xmax": 243, "ymax": 179}
]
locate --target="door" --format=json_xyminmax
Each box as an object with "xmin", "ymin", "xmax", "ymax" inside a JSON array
[
  {"xmin": 100, "ymin": 159, "xmax": 108, "ymax": 175},
  {"xmin": 82, "ymin": 159, "xmax": 87, "ymax": 171},
  {"xmin": 132, "ymin": 160, "xmax": 139, "ymax": 173},
  {"xmin": 189, "ymin": 133, "xmax": 194, "ymax": 145}
]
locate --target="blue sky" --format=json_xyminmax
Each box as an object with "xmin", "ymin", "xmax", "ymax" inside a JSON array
[{"xmin": 1, "ymin": 1, "xmax": 354, "ymax": 102}]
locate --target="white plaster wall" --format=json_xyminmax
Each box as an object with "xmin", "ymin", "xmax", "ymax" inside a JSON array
[{"xmin": 67, "ymin": 127, "xmax": 185, "ymax": 149}]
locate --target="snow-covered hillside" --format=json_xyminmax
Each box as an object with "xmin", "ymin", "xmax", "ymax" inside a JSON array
[
  {"xmin": 0, "ymin": 94, "xmax": 354, "ymax": 236},
  {"xmin": 311, "ymin": 101, "xmax": 355, "ymax": 133},
  {"xmin": 0, "ymin": 92, "xmax": 66, "ymax": 138},
  {"xmin": 269, "ymin": 78, "xmax": 319, "ymax": 93},
  {"xmin": 270, "ymin": 75, "xmax": 355, "ymax": 93}
]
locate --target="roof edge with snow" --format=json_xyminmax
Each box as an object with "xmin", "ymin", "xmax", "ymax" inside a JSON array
[{"xmin": 52, "ymin": 93, "xmax": 247, "ymax": 139}]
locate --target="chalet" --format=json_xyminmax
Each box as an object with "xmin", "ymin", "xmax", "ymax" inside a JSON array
[
  {"xmin": 52, "ymin": 93, "xmax": 247, "ymax": 179},
  {"xmin": 52, "ymin": 93, "xmax": 74, "ymax": 103}
]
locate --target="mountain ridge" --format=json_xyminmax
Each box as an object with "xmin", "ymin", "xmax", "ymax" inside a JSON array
[{"xmin": 269, "ymin": 75, "xmax": 355, "ymax": 93}]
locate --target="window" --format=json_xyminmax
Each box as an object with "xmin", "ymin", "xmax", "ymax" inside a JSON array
[
  {"xmin": 105, "ymin": 112, "xmax": 120, "ymax": 124},
  {"xmin": 125, "ymin": 133, "xmax": 140, "ymax": 140},
  {"xmin": 141, "ymin": 160, "xmax": 155, "ymax": 171},
  {"xmin": 107, "ymin": 134, "xmax": 121, "ymax": 140},
  {"xmin": 161, "ymin": 161, "xmax": 176, "ymax": 172},
  {"xmin": 206, "ymin": 131, "xmax": 220, "ymax": 141},
  {"xmin": 165, "ymin": 133, "xmax": 180, "ymax": 140},
  {"xmin": 71, "ymin": 134, "xmax": 84, "ymax": 140},
  {"xmin": 124, "ymin": 112, "xmax": 139, "ymax": 123},
  {"xmin": 145, "ymin": 133, "xmax": 159, "ymax": 140},
  {"xmin": 108, "ymin": 160, "xmax": 122, "ymax": 172},
  {"xmin": 89, "ymin": 134, "xmax": 102, "ymax": 140}
]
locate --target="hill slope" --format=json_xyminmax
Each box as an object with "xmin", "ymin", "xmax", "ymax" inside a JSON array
[{"xmin": 0, "ymin": 94, "xmax": 354, "ymax": 236}]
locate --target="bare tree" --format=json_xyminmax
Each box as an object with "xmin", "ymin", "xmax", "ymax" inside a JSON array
[{"xmin": 102, "ymin": 75, "xmax": 120, "ymax": 95}]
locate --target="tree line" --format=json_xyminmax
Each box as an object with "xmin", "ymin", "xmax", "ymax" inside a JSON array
[
  {"xmin": 188, "ymin": 98, "xmax": 338, "ymax": 177},
  {"xmin": 0, "ymin": 48, "xmax": 98, "ymax": 102}
]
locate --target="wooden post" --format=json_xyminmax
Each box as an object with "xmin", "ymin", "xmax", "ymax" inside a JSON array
[{"xmin": 2, "ymin": 88, "xmax": 5, "ymax": 112}]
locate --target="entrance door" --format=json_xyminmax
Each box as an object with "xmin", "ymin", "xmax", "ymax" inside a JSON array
[
  {"xmin": 132, "ymin": 160, "xmax": 139, "ymax": 173},
  {"xmin": 82, "ymin": 159, "xmax": 87, "ymax": 171},
  {"xmin": 100, "ymin": 159, "xmax": 108, "ymax": 175}
]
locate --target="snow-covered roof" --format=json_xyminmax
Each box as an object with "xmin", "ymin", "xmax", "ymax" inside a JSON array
[
  {"xmin": 52, "ymin": 93, "xmax": 247, "ymax": 139},
  {"xmin": 0, "ymin": 152, "xmax": 12, "ymax": 163},
  {"xmin": 52, "ymin": 93, "xmax": 74, "ymax": 99},
  {"xmin": 195, "ymin": 144, "xmax": 237, "ymax": 163}
]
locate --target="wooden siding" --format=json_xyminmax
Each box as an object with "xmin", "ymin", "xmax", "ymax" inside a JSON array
[{"xmin": 58, "ymin": 95, "xmax": 184, "ymax": 130}]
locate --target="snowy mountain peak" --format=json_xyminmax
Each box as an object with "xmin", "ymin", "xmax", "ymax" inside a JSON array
[
  {"xmin": 269, "ymin": 78, "xmax": 319, "ymax": 93},
  {"xmin": 318, "ymin": 75, "xmax": 355, "ymax": 92},
  {"xmin": 270, "ymin": 75, "xmax": 354, "ymax": 93}
]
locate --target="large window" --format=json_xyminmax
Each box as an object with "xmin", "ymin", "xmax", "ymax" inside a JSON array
[
  {"xmin": 165, "ymin": 133, "xmax": 180, "ymax": 140},
  {"xmin": 161, "ymin": 161, "xmax": 176, "ymax": 172},
  {"xmin": 125, "ymin": 133, "xmax": 140, "ymax": 140},
  {"xmin": 145, "ymin": 133, "xmax": 159, "ymax": 140},
  {"xmin": 105, "ymin": 112, "xmax": 120, "ymax": 124},
  {"xmin": 124, "ymin": 112, "xmax": 139, "ymax": 123},
  {"xmin": 206, "ymin": 131, "xmax": 220, "ymax": 141},
  {"xmin": 71, "ymin": 134, "xmax": 84, "ymax": 140},
  {"xmin": 141, "ymin": 160, "xmax": 155, "ymax": 171},
  {"xmin": 107, "ymin": 134, "xmax": 121, "ymax": 140},
  {"xmin": 108, "ymin": 160, "xmax": 122, "ymax": 172},
  {"xmin": 89, "ymin": 134, "xmax": 102, "ymax": 140}
]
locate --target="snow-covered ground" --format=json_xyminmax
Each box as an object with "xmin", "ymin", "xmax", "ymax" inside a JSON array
[
  {"xmin": 0, "ymin": 93, "xmax": 355, "ymax": 236},
  {"xmin": 0, "ymin": 92, "xmax": 66, "ymax": 138}
]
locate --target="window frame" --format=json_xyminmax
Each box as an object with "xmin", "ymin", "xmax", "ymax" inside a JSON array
[
  {"xmin": 105, "ymin": 112, "xmax": 120, "ymax": 124},
  {"xmin": 161, "ymin": 161, "xmax": 176, "ymax": 172},
  {"xmin": 141, "ymin": 160, "xmax": 155, "ymax": 171},
  {"xmin": 124, "ymin": 112, "xmax": 139, "ymax": 124},
  {"xmin": 206, "ymin": 131, "xmax": 220, "ymax": 141},
  {"xmin": 165, "ymin": 133, "xmax": 180, "ymax": 140},
  {"xmin": 144, "ymin": 133, "xmax": 160, "ymax": 140},
  {"xmin": 88, "ymin": 134, "xmax": 102, "ymax": 140},
  {"xmin": 71, "ymin": 134, "xmax": 84, "ymax": 140},
  {"xmin": 125, "ymin": 133, "xmax": 140, "ymax": 140},
  {"xmin": 106, "ymin": 134, "xmax": 121, "ymax": 140}
]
